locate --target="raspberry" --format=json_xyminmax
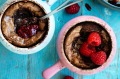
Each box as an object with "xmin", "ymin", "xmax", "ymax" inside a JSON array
[
  {"xmin": 64, "ymin": 76, "xmax": 74, "ymax": 79},
  {"xmin": 87, "ymin": 32, "xmax": 101, "ymax": 46},
  {"xmin": 91, "ymin": 51, "xmax": 107, "ymax": 65},
  {"xmin": 17, "ymin": 26, "xmax": 28, "ymax": 38},
  {"xmin": 17, "ymin": 25, "xmax": 39, "ymax": 38},
  {"xmin": 26, "ymin": 25, "xmax": 39, "ymax": 37},
  {"xmin": 65, "ymin": 3, "xmax": 80, "ymax": 14},
  {"xmin": 80, "ymin": 42, "xmax": 96, "ymax": 57}
]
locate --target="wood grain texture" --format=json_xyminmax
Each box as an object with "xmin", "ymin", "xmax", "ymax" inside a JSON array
[
  {"xmin": 0, "ymin": 44, "xmax": 28, "ymax": 79},
  {"xmin": 0, "ymin": 0, "xmax": 120, "ymax": 79}
]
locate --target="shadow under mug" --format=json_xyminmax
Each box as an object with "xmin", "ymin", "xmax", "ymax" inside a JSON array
[{"xmin": 42, "ymin": 16, "xmax": 117, "ymax": 79}]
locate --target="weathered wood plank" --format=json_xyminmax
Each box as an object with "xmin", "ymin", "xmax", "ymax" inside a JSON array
[
  {"xmin": 0, "ymin": 1, "xmax": 28, "ymax": 79},
  {"xmin": 0, "ymin": 0, "xmax": 6, "ymax": 7},
  {"xmin": 0, "ymin": 44, "xmax": 28, "ymax": 79},
  {"xmin": 0, "ymin": 0, "xmax": 120, "ymax": 79}
]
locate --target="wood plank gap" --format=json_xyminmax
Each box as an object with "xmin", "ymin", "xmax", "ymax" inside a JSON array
[{"xmin": 27, "ymin": 55, "xmax": 31, "ymax": 79}]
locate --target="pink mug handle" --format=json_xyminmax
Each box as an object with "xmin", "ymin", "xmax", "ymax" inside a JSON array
[{"xmin": 42, "ymin": 60, "xmax": 65, "ymax": 79}]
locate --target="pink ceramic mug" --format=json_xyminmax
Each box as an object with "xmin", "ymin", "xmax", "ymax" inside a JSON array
[{"xmin": 42, "ymin": 16, "xmax": 117, "ymax": 79}]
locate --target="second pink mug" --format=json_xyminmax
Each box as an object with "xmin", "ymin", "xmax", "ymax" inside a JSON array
[{"xmin": 42, "ymin": 16, "xmax": 117, "ymax": 79}]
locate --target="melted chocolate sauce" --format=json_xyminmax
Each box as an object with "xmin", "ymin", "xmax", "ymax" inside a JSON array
[
  {"xmin": 13, "ymin": 8, "xmax": 40, "ymax": 38},
  {"xmin": 13, "ymin": 8, "xmax": 38, "ymax": 29}
]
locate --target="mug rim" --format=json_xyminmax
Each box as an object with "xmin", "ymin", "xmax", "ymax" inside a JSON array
[
  {"xmin": 98, "ymin": 0, "xmax": 120, "ymax": 11},
  {"xmin": 57, "ymin": 16, "xmax": 117, "ymax": 75},
  {"xmin": 0, "ymin": 0, "xmax": 55, "ymax": 54}
]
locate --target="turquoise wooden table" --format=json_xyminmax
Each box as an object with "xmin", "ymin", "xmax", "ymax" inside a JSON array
[{"xmin": 0, "ymin": 0, "xmax": 120, "ymax": 79}]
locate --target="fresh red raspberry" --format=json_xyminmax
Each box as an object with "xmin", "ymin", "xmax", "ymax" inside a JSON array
[
  {"xmin": 87, "ymin": 32, "xmax": 101, "ymax": 46},
  {"xmin": 17, "ymin": 25, "xmax": 39, "ymax": 38},
  {"xmin": 91, "ymin": 51, "xmax": 107, "ymax": 65},
  {"xmin": 17, "ymin": 26, "xmax": 28, "ymax": 38},
  {"xmin": 65, "ymin": 3, "xmax": 80, "ymax": 14},
  {"xmin": 26, "ymin": 25, "xmax": 39, "ymax": 37},
  {"xmin": 80, "ymin": 42, "xmax": 96, "ymax": 57},
  {"xmin": 64, "ymin": 76, "xmax": 74, "ymax": 79}
]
